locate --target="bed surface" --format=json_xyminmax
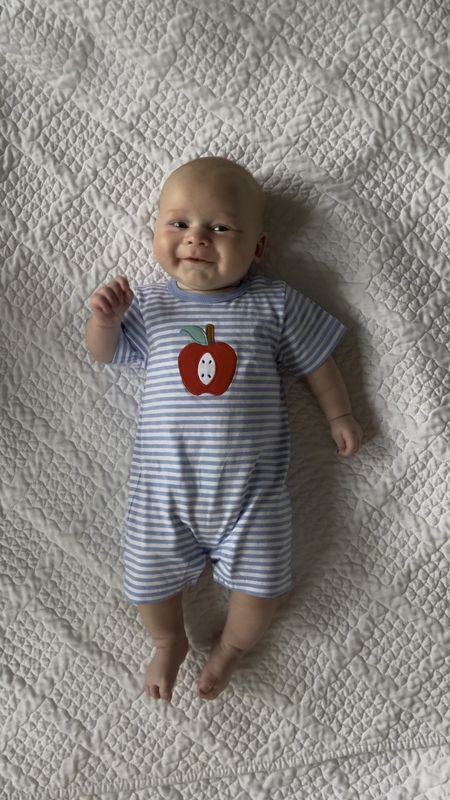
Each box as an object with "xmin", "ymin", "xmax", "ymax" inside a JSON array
[{"xmin": 1, "ymin": 1, "xmax": 449, "ymax": 797}]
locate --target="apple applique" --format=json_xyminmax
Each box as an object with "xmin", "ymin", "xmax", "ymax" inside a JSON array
[{"xmin": 178, "ymin": 324, "xmax": 237, "ymax": 396}]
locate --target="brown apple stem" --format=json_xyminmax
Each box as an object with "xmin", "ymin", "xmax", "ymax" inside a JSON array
[{"xmin": 205, "ymin": 324, "xmax": 215, "ymax": 345}]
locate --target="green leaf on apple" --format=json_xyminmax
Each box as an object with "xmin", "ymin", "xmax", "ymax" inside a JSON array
[{"xmin": 180, "ymin": 326, "xmax": 208, "ymax": 344}]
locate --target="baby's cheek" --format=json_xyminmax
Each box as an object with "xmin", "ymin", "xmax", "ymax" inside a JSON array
[{"xmin": 152, "ymin": 236, "xmax": 166, "ymax": 261}]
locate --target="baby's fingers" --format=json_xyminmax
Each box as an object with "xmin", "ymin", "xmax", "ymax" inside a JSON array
[
  {"xmin": 116, "ymin": 276, "xmax": 134, "ymax": 305},
  {"xmin": 339, "ymin": 432, "xmax": 361, "ymax": 457},
  {"xmin": 90, "ymin": 291, "xmax": 113, "ymax": 315},
  {"xmin": 330, "ymin": 417, "xmax": 363, "ymax": 458},
  {"xmin": 91, "ymin": 286, "xmax": 120, "ymax": 314},
  {"xmin": 332, "ymin": 429, "xmax": 358, "ymax": 457},
  {"xmin": 336, "ymin": 433, "xmax": 349, "ymax": 456}
]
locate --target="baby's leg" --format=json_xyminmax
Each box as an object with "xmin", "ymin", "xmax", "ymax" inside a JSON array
[
  {"xmin": 197, "ymin": 590, "xmax": 288, "ymax": 700},
  {"xmin": 137, "ymin": 593, "xmax": 189, "ymax": 703}
]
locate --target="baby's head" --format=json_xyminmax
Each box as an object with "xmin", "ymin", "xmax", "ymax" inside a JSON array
[{"xmin": 153, "ymin": 156, "xmax": 267, "ymax": 293}]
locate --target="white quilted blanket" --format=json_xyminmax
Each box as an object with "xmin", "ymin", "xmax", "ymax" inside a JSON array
[{"xmin": 2, "ymin": 1, "xmax": 449, "ymax": 797}]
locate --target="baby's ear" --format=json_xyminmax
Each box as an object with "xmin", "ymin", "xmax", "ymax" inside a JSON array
[{"xmin": 254, "ymin": 231, "xmax": 268, "ymax": 261}]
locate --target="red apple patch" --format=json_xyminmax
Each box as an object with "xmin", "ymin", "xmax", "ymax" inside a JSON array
[{"xmin": 178, "ymin": 324, "xmax": 237, "ymax": 396}]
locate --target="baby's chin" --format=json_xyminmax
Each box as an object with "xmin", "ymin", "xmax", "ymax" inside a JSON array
[{"xmin": 171, "ymin": 269, "xmax": 244, "ymax": 293}]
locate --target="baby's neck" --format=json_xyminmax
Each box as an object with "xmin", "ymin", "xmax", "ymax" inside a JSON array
[{"xmin": 175, "ymin": 280, "xmax": 243, "ymax": 294}]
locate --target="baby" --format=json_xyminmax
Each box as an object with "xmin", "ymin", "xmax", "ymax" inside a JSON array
[{"xmin": 85, "ymin": 156, "xmax": 362, "ymax": 703}]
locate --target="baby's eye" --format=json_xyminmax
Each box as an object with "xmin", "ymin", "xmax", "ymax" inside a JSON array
[{"xmin": 212, "ymin": 225, "xmax": 229, "ymax": 232}]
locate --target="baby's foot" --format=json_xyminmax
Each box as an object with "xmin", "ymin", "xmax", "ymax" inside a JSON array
[
  {"xmin": 197, "ymin": 638, "xmax": 245, "ymax": 700},
  {"xmin": 144, "ymin": 636, "xmax": 189, "ymax": 702}
]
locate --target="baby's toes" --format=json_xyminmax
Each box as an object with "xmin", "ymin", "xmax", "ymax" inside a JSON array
[
  {"xmin": 198, "ymin": 684, "xmax": 220, "ymax": 700},
  {"xmin": 198, "ymin": 681, "xmax": 213, "ymax": 696},
  {"xmin": 146, "ymin": 682, "xmax": 172, "ymax": 701},
  {"xmin": 158, "ymin": 683, "xmax": 172, "ymax": 702}
]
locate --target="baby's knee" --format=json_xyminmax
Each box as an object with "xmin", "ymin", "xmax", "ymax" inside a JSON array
[
  {"xmin": 276, "ymin": 590, "xmax": 292, "ymax": 606},
  {"xmin": 222, "ymin": 592, "xmax": 281, "ymax": 652}
]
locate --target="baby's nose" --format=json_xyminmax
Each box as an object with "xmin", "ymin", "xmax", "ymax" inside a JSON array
[{"xmin": 185, "ymin": 226, "xmax": 210, "ymax": 245}]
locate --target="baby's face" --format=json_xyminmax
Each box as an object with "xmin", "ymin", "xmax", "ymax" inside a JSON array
[{"xmin": 153, "ymin": 166, "xmax": 266, "ymax": 293}]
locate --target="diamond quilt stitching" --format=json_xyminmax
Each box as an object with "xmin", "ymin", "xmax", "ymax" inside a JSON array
[{"xmin": 1, "ymin": 0, "xmax": 449, "ymax": 797}]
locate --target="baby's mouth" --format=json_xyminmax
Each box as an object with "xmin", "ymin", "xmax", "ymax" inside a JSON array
[{"xmin": 183, "ymin": 257, "xmax": 213, "ymax": 264}]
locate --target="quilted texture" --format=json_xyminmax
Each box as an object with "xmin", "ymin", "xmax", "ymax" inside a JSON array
[{"xmin": 1, "ymin": 0, "xmax": 449, "ymax": 797}]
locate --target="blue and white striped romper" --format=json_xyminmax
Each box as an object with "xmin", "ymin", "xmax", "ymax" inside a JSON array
[{"xmin": 111, "ymin": 273, "xmax": 346, "ymax": 604}]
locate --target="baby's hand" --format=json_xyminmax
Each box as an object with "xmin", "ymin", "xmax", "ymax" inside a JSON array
[
  {"xmin": 329, "ymin": 414, "xmax": 363, "ymax": 457},
  {"xmin": 89, "ymin": 276, "xmax": 134, "ymax": 327}
]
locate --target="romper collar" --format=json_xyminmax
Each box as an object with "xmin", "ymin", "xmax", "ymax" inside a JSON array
[{"xmin": 167, "ymin": 276, "xmax": 252, "ymax": 303}]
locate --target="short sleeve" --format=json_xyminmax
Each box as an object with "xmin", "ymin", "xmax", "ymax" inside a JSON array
[
  {"xmin": 276, "ymin": 284, "xmax": 346, "ymax": 377},
  {"xmin": 110, "ymin": 291, "xmax": 148, "ymax": 367}
]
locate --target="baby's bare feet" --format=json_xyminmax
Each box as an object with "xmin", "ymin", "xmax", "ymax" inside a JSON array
[
  {"xmin": 197, "ymin": 638, "xmax": 245, "ymax": 700},
  {"xmin": 144, "ymin": 636, "xmax": 189, "ymax": 702}
]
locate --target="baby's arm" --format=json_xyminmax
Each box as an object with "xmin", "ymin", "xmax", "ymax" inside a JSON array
[
  {"xmin": 85, "ymin": 276, "xmax": 134, "ymax": 363},
  {"xmin": 85, "ymin": 316, "xmax": 122, "ymax": 363},
  {"xmin": 304, "ymin": 357, "xmax": 362, "ymax": 456}
]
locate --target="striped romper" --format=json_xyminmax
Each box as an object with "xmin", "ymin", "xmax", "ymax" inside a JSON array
[{"xmin": 111, "ymin": 273, "xmax": 346, "ymax": 604}]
